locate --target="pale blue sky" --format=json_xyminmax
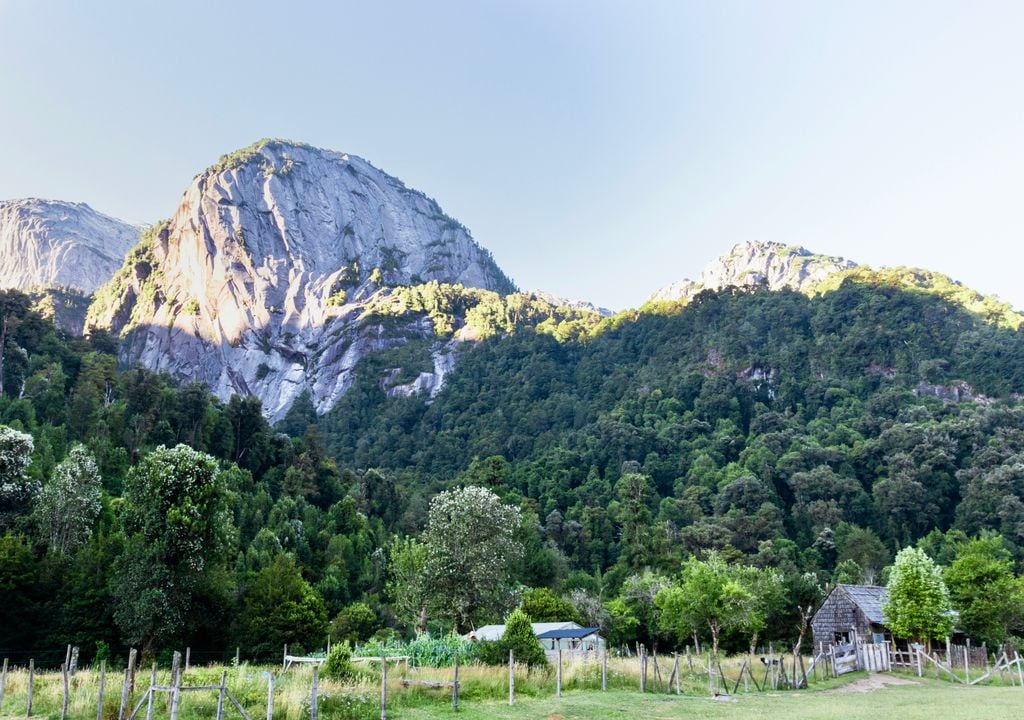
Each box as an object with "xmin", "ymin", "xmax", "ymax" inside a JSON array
[{"xmin": 1, "ymin": 1, "xmax": 1022, "ymax": 310}]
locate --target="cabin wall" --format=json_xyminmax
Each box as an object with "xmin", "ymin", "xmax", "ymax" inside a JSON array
[{"xmin": 811, "ymin": 591, "xmax": 875, "ymax": 650}]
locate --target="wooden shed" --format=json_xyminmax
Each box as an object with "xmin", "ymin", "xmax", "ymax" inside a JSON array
[{"xmin": 811, "ymin": 584, "xmax": 892, "ymax": 651}]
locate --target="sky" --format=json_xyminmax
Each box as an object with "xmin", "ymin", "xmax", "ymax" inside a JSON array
[{"xmin": 1, "ymin": 0, "xmax": 1023, "ymax": 311}]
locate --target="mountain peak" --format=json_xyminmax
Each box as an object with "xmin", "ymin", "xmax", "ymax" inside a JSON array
[
  {"xmin": 0, "ymin": 198, "xmax": 139, "ymax": 293},
  {"xmin": 649, "ymin": 241, "xmax": 857, "ymax": 304},
  {"xmin": 88, "ymin": 140, "xmax": 517, "ymax": 420}
]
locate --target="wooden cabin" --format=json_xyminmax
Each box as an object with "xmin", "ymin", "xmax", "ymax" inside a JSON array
[{"xmin": 811, "ymin": 584, "xmax": 892, "ymax": 650}]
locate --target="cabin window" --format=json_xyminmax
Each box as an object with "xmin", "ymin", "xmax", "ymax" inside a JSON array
[
  {"xmin": 834, "ymin": 632, "xmax": 850, "ymax": 644},
  {"xmin": 872, "ymin": 632, "xmax": 885, "ymax": 644}
]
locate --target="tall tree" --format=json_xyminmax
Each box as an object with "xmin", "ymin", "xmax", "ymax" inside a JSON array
[
  {"xmin": 944, "ymin": 536, "xmax": 1024, "ymax": 645},
  {"xmin": 0, "ymin": 424, "xmax": 36, "ymax": 530},
  {"xmin": 883, "ymin": 546, "xmax": 954, "ymax": 646},
  {"xmin": 113, "ymin": 444, "xmax": 234, "ymax": 652},
  {"xmin": 33, "ymin": 445, "xmax": 102, "ymax": 554},
  {"xmin": 421, "ymin": 486, "xmax": 522, "ymax": 631}
]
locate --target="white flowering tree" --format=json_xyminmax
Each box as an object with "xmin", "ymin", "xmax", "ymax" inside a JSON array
[
  {"xmin": 0, "ymin": 424, "xmax": 36, "ymax": 530},
  {"xmin": 420, "ymin": 485, "xmax": 523, "ymax": 632},
  {"xmin": 33, "ymin": 444, "xmax": 102, "ymax": 554},
  {"xmin": 113, "ymin": 444, "xmax": 234, "ymax": 652},
  {"xmin": 883, "ymin": 546, "xmax": 954, "ymax": 647}
]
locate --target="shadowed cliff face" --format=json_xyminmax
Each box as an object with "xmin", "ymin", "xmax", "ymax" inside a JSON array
[
  {"xmin": 86, "ymin": 140, "xmax": 517, "ymax": 421},
  {"xmin": 0, "ymin": 199, "xmax": 139, "ymax": 294},
  {"xmin": 650, "ymin": 241, "xmax": 857, "ymax": 304}
]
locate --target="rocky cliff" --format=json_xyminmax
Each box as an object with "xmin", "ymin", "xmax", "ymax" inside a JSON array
[
  {"xmin": 0, "ymin": 199, "xmax": 139, "ymax": 293},
  {"xmin": 649, "ymin": 241, "xmax": 857, "ymax": 304},
  {"xmin": 86, "ymin": 139, "xmax": 518, "ymax": 421}
]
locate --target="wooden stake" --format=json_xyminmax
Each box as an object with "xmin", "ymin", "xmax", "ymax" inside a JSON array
[
  {"xmin": 452, "ymin": 653, "xmax": 459, "ymax": 712},
  {"xmin": 0, "ymin": 657, "xmax": 7, "ymax": 712},
  {"xmin": 381, "ymin": 656, "xmax": 387, "ymax": 720},
  {"xmin": 266, "ymin": 673, "xmax": 274, "ymax": 720},
  {"xmin": 215, "ymin": 670, "xmax": 227, "ymax": 720},
  {"xmin": 310, "ymin": 666, "xmax": 318, "ymax": 720},
  {"xmin": 27, "ymin": 659, "xmax": 34, "ymax": 718},
  {"xmin": 128, "ymin": 648, "xmax": 138, "ymax": 695},
  {"xmin": 602, "ymin": 648, "xmax": 607, "ymax": 691},
  {"xmin": 283, "ymin": 645, "xmax": 288, "ymax": 671},
  {"xmin": 673, "ymin": 653, "xmax": 680, "ymax": 695},
  {"xmin": 145, "ymin": 664, "xmax": 156, "ymax": 720},
  {"xmin": 118, "ymin": 666, "xmax": 130, "ymax": 720},
  {"xmin": 964, "ymin": 640, "xmax": 971, "ymax": 684},
  {"xmin": 508, "ymin": 649, "xmax": 514, "ymax": 706},
  {"xmin": 71, "ymin": 647, "xmax": 80, "ymax": 677},
  {"xmin": 96, "ymin": 660, "xmax": 107, "ymax": 720},
  {"xmin": 185, "ymin": 648, "xmax": 191, "ymax": 673},
  {"xmin": 556, "ymin": 647, "xmax": 562, "ymax": 698},
  {"xmin": 61, "ymin": 663, "xmax": 69, "ymax": 720},
  {"xmin": 169, "ymin": 652, "xmax": 182, "ymax": 720},
  {"xmin": 1015, "ymin": 652, "xmax": 1024, "ymax": 688}
]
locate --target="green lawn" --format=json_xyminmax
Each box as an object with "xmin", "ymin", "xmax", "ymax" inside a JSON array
[{"xmin": 393, "ymin": 676, "xmax": 1024, "ymax": 720}]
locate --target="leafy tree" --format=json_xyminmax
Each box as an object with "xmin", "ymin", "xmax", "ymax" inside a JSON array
[
  {"xmin": 521, "ymin": 587, "xmax": 581, "ymax": 623},
  {"xmin": 883, "ymin": 546, "xmax": 954, "ymax": 645},
  {"xmin": 421, "ymin": 486, "xmax": 522, "ymax": 631},
  {"xmin": 655, "ymin": 553, "xmax": 758, "ymax": 655},
  {"xmin": 330, "ymin": 602, "xmax": 379, "ymax": 645},
  {"xmin": 113, "ymin": 444, "xmax": 234, "ymax": 652},
  {"xmin": 237, "ymin": 554, "xmax": 328, "ymax": 656},
  {"xmin": 500, "ymin": 607, "xmax": 547, "ymax": 666},
  {"xmin": 0, "ymin": 424, "xmax": 35, "ymax": 529},
  {"xmin": 33, "ymin": 445, "xmax": 102, "ymax": 554},
  {"xmin": 944, "ymin": 536, "xmax": 1024, "ymax": 645},
  {"xmin": 386, "ymin": 536, "xmax": 430, "ymax": 634}
]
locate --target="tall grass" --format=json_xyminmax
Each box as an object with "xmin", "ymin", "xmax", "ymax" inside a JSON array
[{"xmin": 0, "ymin": 652, "xmax": 1010, "ymax": 719}]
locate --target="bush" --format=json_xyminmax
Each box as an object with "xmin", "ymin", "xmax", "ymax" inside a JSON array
[
  {"xmin": 501, "ymin": 608, "xmax": 547, "ymax": 667},
  {"xmin": 323, "ymin": 641, "xmax": 354, "ymax": 680}
]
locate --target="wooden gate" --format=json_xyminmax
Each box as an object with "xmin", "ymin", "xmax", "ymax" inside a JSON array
[{"xmin": 857, "ymin": 642, "xmax": 891, "ymax": 672}]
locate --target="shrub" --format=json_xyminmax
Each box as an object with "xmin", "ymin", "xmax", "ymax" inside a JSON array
[
  {"xmin": 501, "ymin": 608, "xmax": 547, "ymax": 667},
  {"xmin": 323, "ymin": 641, "xmax": 354, "ymax": 680}
]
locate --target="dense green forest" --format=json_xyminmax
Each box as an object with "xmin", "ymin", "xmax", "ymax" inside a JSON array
[{"xmin": 4, "ymin": 276, "xmax": 1024, "ymax": 665}]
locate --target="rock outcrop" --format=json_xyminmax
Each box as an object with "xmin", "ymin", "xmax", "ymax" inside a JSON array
[
  {"xmin": 649, "ymin": 241, "xmax": 856, "ymax": 304},
  {"xmin": 0, "ymin": 199, "xmax": 139, "ymax": 293},
  {"xmin": 86, "ymin": 139, "xmax": 517, "ymax": 421}
]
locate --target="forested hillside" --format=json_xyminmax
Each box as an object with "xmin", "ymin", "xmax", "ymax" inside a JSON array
[{"xmin": 3, "ymin": 273, "xmax": 1024, "ymax": 663}]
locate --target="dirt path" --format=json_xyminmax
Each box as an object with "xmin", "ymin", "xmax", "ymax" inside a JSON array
[{"xmin": 831, "ymin": 673, "xmax": 918, "ymax": 694}]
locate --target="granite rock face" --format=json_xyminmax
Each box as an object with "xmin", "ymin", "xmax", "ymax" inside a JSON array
[
  {"xmin": 86, "ymin": 140, "xmax": 516, "ymax": 421},
  {"xmin": 0, "ymin": 199, "xmax": 139, "ymax": 293},
  {"xmin": 650, "ymin": 241, "xmax": 857, "ymax": 303}
]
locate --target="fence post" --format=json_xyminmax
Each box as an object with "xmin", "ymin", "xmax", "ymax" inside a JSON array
[
  {"xmin": 169, "ymin": 651, "xmax": 182, "ymax": 720},
  {"xmin": 185, "ymin": 648, "xmax": 191, "ymax": 673},
  {"xmin": 283, "ymin": 645, "xmax": 288, "ymax": 671},
  {"xmin": 96, "ymin": 660, "xmax": 107, "ymax": 720},
  {"xmin": 673, "ymin": 653, "xmax": 680, "ymax": 695},
  {"xmin": 216, "ymin": 670, "xmax": 227, "ymax": 720},
  {"xmin": 0, "ymin": 657, "xmax": 7, "ymax": 712},
  {"xmin": 380, "ymin": 656, "xmax": 387, "ymax": 720},
  {"xmin": 118, "ymin": 666, "xmax": 130, "ymax": 720},
  {"xmin": 602, "ymin": 648, "xmax": 607, "ymax": 692},
  {"xmin": 964, "ymin": 640, "xmax": 971, "ymax": 684},
  {"xmin": 61, "ymin": 662, "xmax": 69, "ymax": 720},
  {"xmin": 508, "ymin": 649, "xmax": 514, "ymax": 706},
  {"xmin": 1015, "ymin": 651, "xmax": 1024, "ymax": 688},
  {"xmin": 128, "ymin": 648, "xmax": 138, "ymax": 695},
  {"xmin": 556, "ymin": 647, "xmax": 562, "ymax": 698},
  {"xmin": 71, "ymin": 647, "xmax": 80, "ymax": 676},
  {"xmin": 639, "ymin": 645, "xmax": 645, "ymax": 693},
  {"xmin": 452, "ymin": 653, "xmax": 459, "ymax": 712},
  {"xmin": 310, "ymin": 665, "xmax": 318, "ymax": 720},
  {"xmin": 145, "ymin": 664, "xmax": 156, "ymax": 720},
  {"xmin": 266, "ymin": 673, "xmax": 274, "ymax": 720},
  {"xmin": 915, "ymin": 645, "xmax": 922, "ymax": 678},
  {"xmin": 27, "ymin": 659, "xmax": 35, "ymax": 717}
]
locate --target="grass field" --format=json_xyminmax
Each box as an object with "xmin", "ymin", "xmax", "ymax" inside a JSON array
[{"xmin": 0, "ymin": 660, "xmax": 1021, "ymax": 719}]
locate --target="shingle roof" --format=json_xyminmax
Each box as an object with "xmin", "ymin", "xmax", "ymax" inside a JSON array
[
  {"xmin": 838, "ymin": 584, "xmax": 888, "ymax": 624},
  {"xmin": 535, "ymin": 627, "xmax": 601, "ymax": 640}
]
